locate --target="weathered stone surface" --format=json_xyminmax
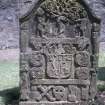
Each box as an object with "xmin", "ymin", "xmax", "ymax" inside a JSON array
[
  {"xmin": 84, "ymin": 0, "xmax": 105, "ymax": 42},
  {"xmin": 0, "ymin": 0, "xmax": 19, "ymax": 49},
  {"xmin": 75, "ymin": 67, "xmax": 89, "ymax": 80},
  {"xmin": 1, "ymin": 0, "xmax": 105, "ymax": 50},
  {"xmin": 19, "ymin": 0, "xmax": 39, "ymax": 18},
  {"xmin": 0, "ymin": 0, "xmax": 17, "ymax": 9},
  {"xmin": 19, "ymin": 0, "xmax": 100, "ymax": 105},
  {"xmin": 19, "ymin": 102, "xmax": 86, "ymax": 105}
]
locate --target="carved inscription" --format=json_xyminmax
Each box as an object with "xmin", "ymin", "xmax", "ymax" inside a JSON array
[
  {"xmin": 30, "ymin": 85, "xmax": 66, "ymax": 101},
  {"xmin": 29, "ymin": 84, "xmax": 89, "ymax": 102}
]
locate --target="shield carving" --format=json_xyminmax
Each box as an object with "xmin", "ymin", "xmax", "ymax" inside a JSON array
[{"xmin": 47, "ymin": 54, "xmax": 73, "ymax": 79}]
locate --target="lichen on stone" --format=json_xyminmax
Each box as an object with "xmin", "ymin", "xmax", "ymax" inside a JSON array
[{"xmin": 40, "ymin": 0, "xmax": 88, "ymax": 22}]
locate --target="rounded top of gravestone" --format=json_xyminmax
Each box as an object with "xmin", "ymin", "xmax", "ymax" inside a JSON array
[
  {"xmin": 19, "ymin": 0, "xmax": 39, "ymax": 18},
  {"xmin": 19, "ymin": 0, "xmax": 101, "ymax": 22}
]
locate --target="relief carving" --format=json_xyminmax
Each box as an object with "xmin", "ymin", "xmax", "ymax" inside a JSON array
[
  {"xmin": 41, "ymin": 0, "xmax": 87, "ymax": 22},
  {"xmin": 62, "ymin": 43, "xmax": 76, "ymax": 54},
  {"xmin": 30, "ymin": 85, "xmax": 66, "ymax": 102},
  {"xmin": 75, "ymin": 67, "xmax": 89, "ymax": 80},
  {"xmin": 29, "ymin": 37, "xmax": 42, "ymax": 51},
  {"xmin": 74, "ymin": 51, "xmax": 90, "ymax": 67},
  {"xmin": 81, "ymin": 86, "xmax": 89, "ymax": 100},
  {"xmin": 33, "ymin": 0, "xmax": 88, "ymax": 39},
  {"xmin": 20, "ymin": 72, "xmax": 29, "ymax": 101},
  {"xmin": 46, "ymin": 42, "xmax": 76, "ymax": 54},
  {"xmin": 29, "ymin": 53, "xmax": 43, "ymax": 67},
  {"xmin": 20, "ymin": 61, "xmax": 29, "ymax": 72},
  {"xmin": 20, "ymin": 0, "xmax": 100, "ymax": 104},
  {"xmin": 29, "ymin": 52, "xmax": 45, "ymax": 79},
  {"xmin": 53, "ymin": 86, "xmax": 67, "ymax": 101},
  {"xmin": 47, "ymin": 43, "xmax": 60, "ymax": 54},
  {"xmin": 47, "ymin": 54, "xmax": 73, "ymax": 79},
  {"xmin": 74, "ymin": 36, "xmax": 91, "ymax": 52},
  {"xmin": 35, "ymin": 85, "xmax": 55, "ymax": 102},
  {"xmin": 68, "ymin": 85, "xmax": 81, "ymax": 102},
  {"xmin": 29, "ymin": 67, "xmax": 44, "ymax": 79}
]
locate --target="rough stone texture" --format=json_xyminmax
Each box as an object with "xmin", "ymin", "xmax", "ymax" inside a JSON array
[
  {"xmin": 19, "ymin": 0, "xmax": 100, "ymax": 105},
  {"xmin": 84, "ymin": 0, "xmax": 105, "ymax": 18},
  {"xmin": 18, "ymin": 0, "xmax": 39, "ymax": 18},
  {"xmin": 18, "ymin": 0, "xmax": 105, "ymax": 41},
  {"xmin": 0, "ymin": 0, "xmax": 105, "ymax": 50},
  {"xmin": 86, "ymin": 0, "xmax": 105, "ymax": 42},
  {"xmin": 0, "ymin": 0, "xmax": 19, "ymax": 49}
]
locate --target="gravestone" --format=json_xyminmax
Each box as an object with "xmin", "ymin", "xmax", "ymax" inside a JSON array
[{"xmin": 19, "ymin": 0, "xmax": 100, "ymax": 105}]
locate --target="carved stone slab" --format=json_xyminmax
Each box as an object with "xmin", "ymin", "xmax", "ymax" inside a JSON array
[{"xmin": 19, "ymin": 0, "xmax": 100, "ymax": 105}]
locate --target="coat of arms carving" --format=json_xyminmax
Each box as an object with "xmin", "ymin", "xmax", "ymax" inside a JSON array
[{"xmin": 20, "ymin": 0, "xmax": 100, "ymax": 105}]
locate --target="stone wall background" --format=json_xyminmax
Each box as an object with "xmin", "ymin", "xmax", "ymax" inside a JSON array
[{"xmin": 0, "ymin": 0, "xmax": 19, "ymax": 49}]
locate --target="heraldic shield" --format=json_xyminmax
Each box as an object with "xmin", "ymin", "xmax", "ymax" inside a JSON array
[{"xmin": 47, "ymin": 54, "xmax": 73, "ymax": 79}]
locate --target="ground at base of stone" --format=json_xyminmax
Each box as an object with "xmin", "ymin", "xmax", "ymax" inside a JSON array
[
  {"xmin": 19, "ymin": 102, "xmax": 89, "ymax": 105},
  {"xmin": 11, "ymin": 101, "xmax": 19, "ymax": 105}
]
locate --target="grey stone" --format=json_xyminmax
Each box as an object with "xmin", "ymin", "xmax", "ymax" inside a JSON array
[
  {"xmin": 0, "ymin": 0, "xmax": 19, "ymax": 49},
  {"xmin": 84, "ymin": 0, "xmax": 105, "ymax": 41},
  {"xmin": 19, "ymin": 0, "xmax": 100, "ymax": 105}
]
